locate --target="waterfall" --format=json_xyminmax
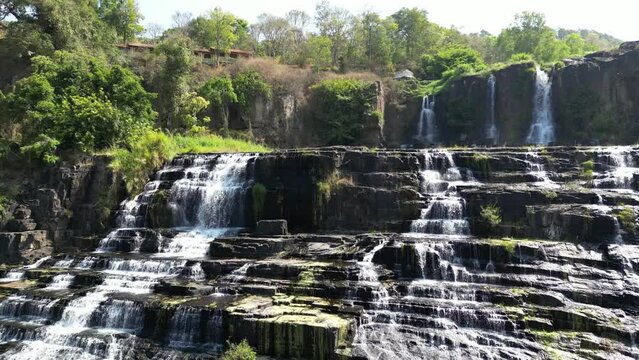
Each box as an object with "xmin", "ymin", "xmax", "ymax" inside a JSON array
[
  {"xmin": 485, "ymin": 74, "xmax": 498, "ymax": 144},
  {"xmin": 44, "ymin": 274, "xmax": 75, "ymax": 290},
  {"xmin": 409, "ymin": 150, "xmax": 477, "ymax": 235},
  {"xmin": 592, "ymin": 146, "xmax": 639, "ymax": 189},
  {"xmin": 1, "ymin": 153, "xmax": 256, "ymax": 359},
  {"xmin": 418, "ymin": 96, "xmax": 437, "ymax": 144},
  {"xmin": 526, "ymin": 66, "xmax": 555, "ymax": 145},
  {"xmin": 524, "ymin": 151, "xmax": 559, "ymax": 189}
]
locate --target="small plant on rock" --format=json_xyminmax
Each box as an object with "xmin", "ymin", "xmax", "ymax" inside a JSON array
[
  {"xmin": 617, "ymin": 205, "xmax": 637, "ymax": 236},
  {"xmin": 480, "ymin": 204, "xmax": 502, "ymax": 233},
  {"xmin": 220, "ymin": 339, "xmax": 257, "ymax": 360},
  {"xmin": 581, "ymin": 159, "xmax": 594, "ymax": 180}
]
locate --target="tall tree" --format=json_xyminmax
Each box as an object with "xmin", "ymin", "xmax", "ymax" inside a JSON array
[
  {"xmin": 391, "ymin": 8, "xmax": 430, "ymax": 61},
  {"xmin": 351, "ymin": 11, "xmax": 393, "ymax": 71},
  {"xmin": 314, "ymin": 0, "xmax": 352, "ymax": 68},
  {"xmin": 97, "ymin": 0, "xmax": 143, "ymax": 43}
]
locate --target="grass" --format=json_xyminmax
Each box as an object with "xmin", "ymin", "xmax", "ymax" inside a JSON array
[
  {"xmin": 581, "ymin": 159, "xmax": 595, "ymax": 180},
  {"xmin": 171, "ymin": 134, "xmax": 270, "ymax": 154},
  {"xmin": 111, "ymin": 130, "xmax": 270, "ymax": 193}
]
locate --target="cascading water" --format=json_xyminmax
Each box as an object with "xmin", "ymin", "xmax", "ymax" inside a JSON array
[
  {"xmin": 524, "ymin": 150, "xmax": 559, "ymax": 189},
  {"xmin": 485, "ymin": 74, "xmax": 498, "ymax": 144},
  {"xmin": 417, "ymin": 96, "xmax": 438, "ymax": 144},
  {"xmin": 592, "ymin": 146, "xmax": 639, "ymax": 191},
  {"xmin": 526, "ymin": 66, "xmax": 555, "ymax": 145},
  {"xmin": 0, "ymin": 154, "xmax": 256, "ymax": 359},
  {"xmin": 409, "ymin": 150, "xmax": 476, "ymax": 235}
]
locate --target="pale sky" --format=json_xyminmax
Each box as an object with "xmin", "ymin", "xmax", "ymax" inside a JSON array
[{"xmin": 137, "ymin": 0, "xmax": 639, "ymax": 41}]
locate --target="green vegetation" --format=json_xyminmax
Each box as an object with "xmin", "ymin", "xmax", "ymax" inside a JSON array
[
  {"xmin": 480, "ymin": 204, "xmax": 502, "ymax": 230},
  {"xmin": 581, "ymin": 160, "xmax": 595, "ymax": 180},
  {"xmin": 309, "ymin": 79, "xmax": 381, "ymax": 144},
  {"xmin": 220, "ymin": 339, "xmax": 257, "ymax": 360},
  {"xmin": 316, "ymin": 172, "xmax": 354, "ymax": 202},
  {"xmin": 540, "ymin": 189, "xmax": 558, "ymax": 201},
  {"xmin": 3, "ymin": 51, "xmax": 155, "ymax": 161},
  {"xmin": 112, "ymin": 130, "xmax": 269, "ymax": 193},
  {"xmin": 616, "ymin": 206, "xmax": 637, "ymax": 236}
]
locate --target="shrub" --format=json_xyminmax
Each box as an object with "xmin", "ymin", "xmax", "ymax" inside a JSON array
[
  {"xmin": 309, "ymin": 79, "xmax": 380, "ymax": 145},
  {"xmin": 220, "ymin": 340, "xmax": 257, "ymax": 360},
  {"xmin": 510, "ymin": 53, "xmax": 534, "ymax": 62},
  {"xmin": 233, "ymin": 69, "xmax": 272, "ymax": 111},
  {"xmin": 5, "ymin": 51, "xmax": 156, "ymax": 158},
  {"xmin": 420, "ymin": 46, "xmax": 487, "ymax": 80},
  {"xmin": 480, "ymin": 204, "xmax": 502, "ymax": 229},
  {"xmin": 581, "ymin": 160, "xmax": 594, "ymax": 180},
  {"xmin": 617, "ymin": 206, "xmax": 637, "ymax": 236}
]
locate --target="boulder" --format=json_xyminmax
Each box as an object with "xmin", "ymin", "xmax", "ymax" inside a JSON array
[{"xmin": 255, "ymin": 220, "xmax": 288, "ymax": 236}]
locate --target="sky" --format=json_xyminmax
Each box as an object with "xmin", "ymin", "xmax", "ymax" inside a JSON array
[{"xmin": 137, "ymin": 0, "xmax": 639, "ymax": 41}]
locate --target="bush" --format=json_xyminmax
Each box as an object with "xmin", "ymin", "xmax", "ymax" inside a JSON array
[
  {"xmin": 220, "ymin": 340, "xmax": 257, "ymax": 360},
  {"xmin": 309, "ymin": 79, "xmax": 380, "ymax": 145},
  {"xmin": 480, "ymin": 204, "xmax": 502, "ymax": 229},
  {"xmin": 617, "ymin": 206, "xmax": 637, "ymax": 236},
  {"xmin": 420, "ymin": 46, "xmax": 487, "ymax": 80},
  {"xmin": 5, "ymin": 51, "xmax": 156, "ymax": 158},
  {"xmin": 510, "ymin": 53, "xmax": 534, "ymax": 62},
  {"xmin": 581, "ymin": 160, "xmax": 594, "ymax": 180},
  {"xmin": 233, "ymin": 69, "xmax": 272, "ymax": 111}
]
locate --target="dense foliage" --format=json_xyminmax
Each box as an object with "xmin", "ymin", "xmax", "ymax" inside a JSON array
[
  {"xmin": 309, "ymin": 79, "xmax": 381, "ymax": 145},
  {"xmin": 3, "ymin": 51, "xmax": 155, "ymax": 160}
]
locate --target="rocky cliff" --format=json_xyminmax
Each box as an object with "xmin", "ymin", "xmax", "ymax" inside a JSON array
[
  {"xmin": 0, "ymin": 146, "xmax": 638, "ymax": 359},
  {"xmin": 0, "ymin": 153, "xmax": 126, "ymax": 263},
  {"xmin": 389, "ymin": 42, "xmax": 639, "ymax": 147}
]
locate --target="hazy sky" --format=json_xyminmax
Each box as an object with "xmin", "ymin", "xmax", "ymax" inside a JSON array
[{"xmin": 137, "ymin": 0, "xmax": 639, "ymax": 41}]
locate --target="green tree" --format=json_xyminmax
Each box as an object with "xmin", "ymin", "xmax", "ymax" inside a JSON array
[
  {"xmin": 421, "ymin": 46, "xmax": 486, "ymax": 80},
  {"xmin": 305, "ymin": 35, "xmax": 332, "ymax": 71},
  {"xmin": 391, "ymin": 8, "xmax": 430, "ymax": 62},
  {"xmin": 495, "ymin": 11, "xmax": 567, "ymax": 62},
  {"xmin": 4, "ymin": 50, "xmax": 155, "ymax": 157},
  {"xmin": 199, "ymin": 74, "xmax": 237, "ymax": 135},
  {"xmin": 314, "ymin": 0, "xmax": 352, "ymax": 68},
  {"xmin": 209, "ymin": 7, "xmax": 238, "ymax": 63},
  {"xmin": 154, "ymin": 35, "xmax": 196, "ymax": 131},
  {"xmin": 97, "ymin": 0, "xmax": 144, "ymax": 43},
  {"xmin": 352, "ymin": 11, "xmax": 394, "ymax": 72}
]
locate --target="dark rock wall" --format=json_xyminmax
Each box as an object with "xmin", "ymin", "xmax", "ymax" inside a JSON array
[
  {"xmin": 0, "ymin": 154, "xmax": 126, "ymax": 259},
  {"xmin": 391, "ymin": 43, "xmax": 639, "ymax": 147}
]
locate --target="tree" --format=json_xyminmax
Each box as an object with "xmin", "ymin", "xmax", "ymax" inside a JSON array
[
  {"xmin": 209, "ymin": 7, "xmax": 238, "ymax": 63},
  {"xmin": 421, "ymin": 46, "xmax": 486, "ymax": 80},
  {"xmin": 251, "ymin": 13, "xmax": 292, "ymax": 58},
  {"xmin": 4, "ymin": 50, "xmax": 156, "ymax": 156},
  {"xmin": 154, "ymin": 35, "xmax": 195, "ymax": 131},
  {"xmin": 172, "ymin": 11, "xmax": 193, "ymax": 29},
  {"xmin": 352, "ymin": 11, "xmax": 393, "ymax": 72},
  {"xmin": 305, "ymin": 35, "xmax": 332, "ymax": 71},
  {"xmin": 391, "ymin": 8, "xmax": 430, "ymax": 62},
  {"xmin": 97, "ymin": 0, "xmax": 144, "ymax": 43},
  {"xmin": 495, "ymin": 11, "xmax": 566, "ymax": 62},
  {"xmin": 315, "ymin": 0, "xmax": 352, "ymax": 68},
  {"xmin": 144, "ymin": 23, "xmax": 164, "ymax": 43},
  {"xmin": 199, "ymin": 74, "xmax": 237, "ymax": 135}
]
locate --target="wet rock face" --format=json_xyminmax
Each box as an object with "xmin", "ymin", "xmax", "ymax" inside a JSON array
[
  {"xmin": 2, "ymin": 146, "xmax": 639, "ymax": 359},
  {"xmin": 395, "ymin": 43, "xmax": 639, "ymax": 146}
]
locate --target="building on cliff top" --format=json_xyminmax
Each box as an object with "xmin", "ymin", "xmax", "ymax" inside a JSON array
[{"xmin": 116, "ymin": 42, "xmax": 252, "ymax": 66}]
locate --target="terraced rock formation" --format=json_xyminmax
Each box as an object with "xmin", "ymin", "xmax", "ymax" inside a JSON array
[{"xmin": 0, "ymin": 147, "xmax": 638, "ymax": 359}]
